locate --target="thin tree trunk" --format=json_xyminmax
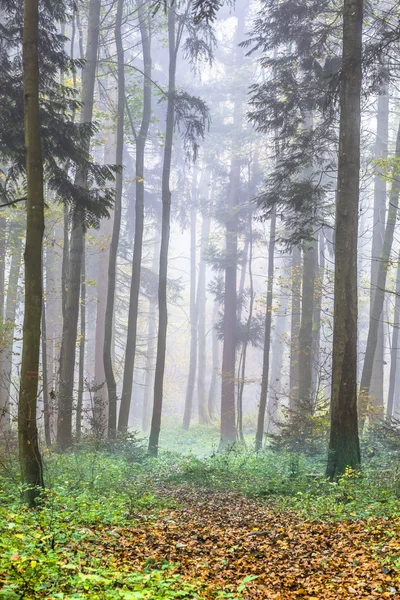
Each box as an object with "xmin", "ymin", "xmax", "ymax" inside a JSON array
[
  {"xmin": 387, "ymin": 255, "xmax": 400, "ymax": 419},
  {"xmin": 369, "ymin": 84, "xmax": 389, "ymax": 417},
  {"xmin": 118, "ymin": 0, "xmax": 151, "ymax": 432},
  {"xmin": 359, "ymin": 120, "xmax": 400, "ymax": 427},
  {"xmin": 266, "ymin": 280, "xmax": 289, "ymax": 434},
  {"xmin": 104, "ymin": 0, "xmax": 125, "ymax": 438},
  {"xmin": 327, "ymin": 0, "xmax": 362, "ymax": 478},
  {"xmin": 76, "ymin": 243, "xmax": 86, "ymax": 442},
  {"xmin": 197, "ymin": 210, "xmax": 211, "ymax": 425},
  {"xmin": 19, "ymin": 0, "xmax": 45, "ymax": 503},
  {"xmin": 289, "ymin": 246, "xmax": 301, "ymax": 413},
  {"xmin": 183, "ymin": 191, "xmax": 198, "ymax": 430},
  {"xmin": 0, "ymin": 217, "xmax": 7, "ymax": 428},
  {"xmin": 208, "ymin": 300, "xmax": 219, "ymax": 420},
  {"xmin": 237, "ymin": 205, "xmax": 254, "ymax": 442},
  {"xmin": 148, "ymin": 6, "xmax": 176, "ymax": 456},
  {"xmin": 142, "ymin": 235, "xmax": 160, "ymax": 431},
  {"xmin": 41, "ymin": 287, "xmax": 51, "ymax": 447},
  {"xmin": 298, "ymin": 239, "xmax": 316, "ymax": 412},
  {"xmin": 255, "ymin": 207, "xmax": 276, "ymax": 451},
  {"xmin": 312, "ymin": 232, "xmax": 324, "ymax": 399},
  {"xmin": 57, "ymin": 0, "xmax": 101, "ymax": 449},
  {"xmin": 2, "ymin": 223, "xmax": 23, "ymax": 429}
]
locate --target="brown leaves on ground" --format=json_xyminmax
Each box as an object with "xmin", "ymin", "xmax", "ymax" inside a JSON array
[{"xmin": 100, "ymin": 487, "xmax": 400, "ymax": 599}]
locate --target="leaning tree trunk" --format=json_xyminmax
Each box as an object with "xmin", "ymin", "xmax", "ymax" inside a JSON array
[
  {"xmin": 118, "ymin": 0, "xmax": 151, "ymax": 432},
  {"xmin": 104, "ymin": 0, "xmax": 125, "ymax": 438},
  {"xmin": 148, "ymin": 6, "xmax": 176, "ymax": 456},
  {"xmin": 359, "ymin": 119, "xmax": 400, "ymax": 428},
  {"xmin": 387, "ymin": 254, "xmax": 400, "ymax": 420},
  {"xmin": 255, "ymin": 207, "xmax": 276, "ymax": 451},
  {"xmin": 182, "ymin": 182, "xmax": 198, "ymax": 430},
  {"xmin": 57, "ymin": 0, "xmax": 101, "ymax": 449},
  {"xmin": 327, "ymin": 0, "xmax": 362, "ymax": 479},
  {"xmin": 18, "ymin": 0, "xmax": 45, "ymax": 504},
  {"xmin": 369, "ymin": 83, "xmax": 389, "ymax": 419}
]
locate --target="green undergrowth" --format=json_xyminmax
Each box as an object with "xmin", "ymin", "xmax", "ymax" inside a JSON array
[
  {"xmin": 163, "ymin": 447, "xmax": 400, "ymax": 520},
  {"xmin": 1, "ymin": 430, "xmax": 400, "ymax": 598}
]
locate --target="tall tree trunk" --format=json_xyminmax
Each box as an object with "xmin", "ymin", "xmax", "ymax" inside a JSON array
[
  {"xmin": 208, "ymin": 300, "xmax": 219, "ymax": 420},
  {"xmin": 369, "ymin": 84, "xmax": 389, "ymax": 418},
  {"xmin": 183, "ymin": 191, "xmax": 198, "ymax": 430},
  {"xmin": 104, "ymin": 0, "xmax": 125, "ymax": 438},
  {"xmin": 118, "ymin": 0, "xmax": 152, "ymax": 432},
  {"xmin": 387, "ymin": 254, "xmax": 400, "ymax": 419},
  {"xmin": 76, "ymin": 244, "xmax": 86, "ymax": 441},
  {"xmin": 219, "ymin": 9, "xmax": 245, "ymax": 450},
  {"xmin": 255, "ymin": 208, "xmax": 276, "ymax": 451},
  {"xmin": 359, "ymin": 120, "xmax": 400, "ymax": 427},
  {"xmin": 2, "ymin": 223, "xmax": 23, "ymax": 429},
  {"xmin": 289, "ymin": 246, "xmax": 301, "ymax": 413},
  {"xmin": 0, "ymin": 217, "xmax": 7, "ymax": 428},
  {"xmin": 327, "ymin": 0, "xmax": 362, "ymax": 479},
  {"xmin": 237, "ymin": 206, "xmax": 254, "ymax": 442},
  {"xmin": 57, "ymin": 0, "xmax": 101, "ymax": 449},
  {"xmin": 148, "ymin": 6, "xmax": 176, "ymax": 456},
  {"xmin": 197, "ymin": 209, "xmax": 211, "ymax": 425},
  {"xmin": 41, "ymin": 288, "xmax": 51, "ymax": 448},
  {"xmin": 312, "ymin": 231, "xmax": 324, "ymax": 398},
  {"xmin": 266, "ymin": 277, "xmax": 289, "ymax": 434},
  {"xmin": 19, "ymin": 0, "xmax": 45, "ymax": 503},
  {"xmin": 297, "ymin": 239, "xmax": 316, "ymax": 412},
  {"xmin": 142, "ymin": 234, "xmax": 160, "ymax": 431}
]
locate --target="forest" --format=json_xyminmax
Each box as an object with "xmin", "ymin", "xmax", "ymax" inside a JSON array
[{"xmin": 1, "ymin": 0, "xmax": 400, "ymax": 597}]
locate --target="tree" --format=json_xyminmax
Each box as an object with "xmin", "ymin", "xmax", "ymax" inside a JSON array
[
  {"xmin": 255, "ymin": 208, "xmax": 276, "ymax": 451},
  {"xmin": 57, "ymin": 0, "xmax": 104, "ymax": 449},
  {"xmin": 119, "ymin": 0, "xmax": 152, "ymax": 433},
  {"xmin": 327, "ymin": 0, "xmax": 362, "ymax": 479},
  {"xmin": 18, "ymin": 0, "xmax": 45, "ymax": 504},
  {"xmin": 104, "ymin": 0, "xmax": 125, "ymax": 437},
  {"xmin": 148, "ymin": 3, "xmax": 211, "ymax": 456}
]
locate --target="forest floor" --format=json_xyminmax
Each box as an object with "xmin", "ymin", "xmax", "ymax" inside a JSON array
[
  {"xmin": 1, "ymin": 430, "xmax": 400, "ymax": 598},
  {"xmin": 99, "ymin": 484, "xmax": 400, "ymax": 600}
]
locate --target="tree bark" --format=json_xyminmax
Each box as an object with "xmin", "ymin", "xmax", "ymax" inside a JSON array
[
  {"xmin": 41, "ymin": 267, "xmax": 51, "ymax": 448},
  {"xmin": 359, "ymin": 120, "xmax": 400, "ymax": 427},
  {"xmin": 369, "ymin": 84, "xmax": 389, "ymax": 417},
  {"xmin": 387, "ymin": 255, "xmax": 400, "ymax": 420},
  {"xmin": 1, "ymin": 222, "xmax": 23, "ymax": 431},
  {"xmin": 208, "ymin": 300, "xmax": 219, "ymax": 420},
  {"xmin": 327, "ymin": 0, "xmax": 362, "ymax": 479},
  {"xmin": 19, "ymin": 0, "xmax": 45, "ymax": 503},
  {"xmin": 57, "ymin": 0, "xmax": 101, "ymax": 449},
  {"xmin": 148, "ymin": 6, "xmax": 176, "ymax": 456},
  {"xmin": 76, "ymin": 243, "xmax": 86, "ymax": 442},
  {"xmin": 104, "ymin": 0, "xmax": 125, "ymax": 438},
  {"xmin": 183, "ymin": 188, "xmax": 198, "ymax": 430},
  {"xmin": 298, "ymin": 239, "xmax": 316, "ymax": 412},
  {"xmin": 255, "ymin": 207, "xmax": 276, "ymax": 451},
  {"xmin": 118, "ymin": 0, "xmax": 152, "ymax": 432},
  {"xmin": 289, "ymin": 246, "xmax": 301, "ymax": 413},
  {"xmin": 142, "ymin": 234, "xmax": 160, "ymax": 431},
  {"xmin": 197, "ymin": 208, "xmax": 212, "ymax": 425}
]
